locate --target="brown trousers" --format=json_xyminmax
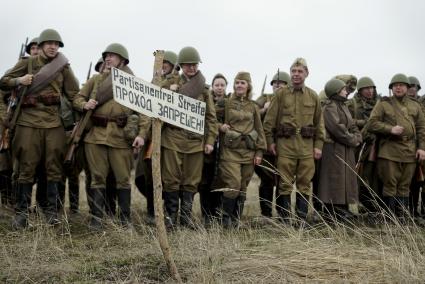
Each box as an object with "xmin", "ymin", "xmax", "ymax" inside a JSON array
[
  {"xmin": 377, "ymin": 158, "xmax": 416, "ymax": 197},
  {"xmin": 276, "ymin": 156, "xmax": 314, "ymax": 196}
]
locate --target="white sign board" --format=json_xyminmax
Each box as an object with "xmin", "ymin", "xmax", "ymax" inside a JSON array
[{"xmin": 112, "ymin": 67, "xmax": 206, "ymax": 135}]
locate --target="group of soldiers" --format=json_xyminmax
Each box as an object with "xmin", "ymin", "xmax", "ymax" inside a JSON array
[{"xmin": 1, "ymin": 28, "xmax": 424, "ymax": 232}]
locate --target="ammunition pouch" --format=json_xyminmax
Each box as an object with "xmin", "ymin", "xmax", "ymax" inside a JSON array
[
  {"xmin": 223, "ymin": 129, "xmax": 257, "ymax": 150},
  {"xmin": 300, "ymin": 125, "xmax": 316, "ymax": 139},
  {"xmin": 166, "ymin": 124, "xmax": 204, "ymax": 141},
  {"xmin": 91, "ymin": 114, "xmax": 128, "ymax": 128},
  {"xmin": 40, "ymin": 93, "xmax": 60, "ymax": 106},
  {"xmin": 275, "ymin": 124, "xmax": 315, "ymax": 139},
  {"xmin": 21, "ymin": 95, "xmax": 38, "ymax": 108},
  {"xmin": 21, "ymin": 93, "xmax": 61, "ymax": 108}
]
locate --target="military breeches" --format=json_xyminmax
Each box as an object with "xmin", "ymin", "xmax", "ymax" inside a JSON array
[
  {"xmin": 12, "ymin": 126, "xmax": 66, "ymax": 183},
  {"xmin": 218, "ymin": 161, "xmax": 254, "ymax": 199},
  {"xmin": 377, "ymin": 158, "xmax": 415, "ymax": 197},
  {"xmin": 161, "ymin": 147, "xmax": 203, "ymax": 193},
  {"xmin": 85, "ymin": 143, "xmax": 132, "ymax": 189},
  {"xmin": 276, "ymin": 157, "xmax": 314, "ymax": 196}
]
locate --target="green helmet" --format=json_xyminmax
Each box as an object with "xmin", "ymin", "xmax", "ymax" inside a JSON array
[
  {"xmin": 38, "ymin": 29, "xmax": 64, "ymax": 47},
  {"xmin": 389, "ymin": 73, "xmax": 410, "ymax": 89},
  {"xmin": 324, "ymin": 79, "xmax": 346, "ymax": 98},
  {"xmin": 357, "ymin": 76, "xmax": 376, "ymax": 90},
  {"xmin": 25, "ymin": 37, "xmax": 39, "ymax": 55},
  {"xmin": 177, "ymin": 46, "xmax": 201, "ymax": 65},
  {"xmin": 94, "ymin": 57, "xmax": 104, "ymax": 72},
  {"xmin": 408, "ymin": 76, "xmax": 421, "ymax": 90},
  {"xmin": 334, "ymin": 74, "xmax": 357, "ymax": 91},
  {"xmin": 270, "ymin": 71, "xmax": 290, "ymax": 85},
  {"xmin": 102, "ymin": 43, "xmax": 129, "ymax": 64},
  {"xmin": 163, "ymin": 50, "xmax": 177, "ymax": 66}
]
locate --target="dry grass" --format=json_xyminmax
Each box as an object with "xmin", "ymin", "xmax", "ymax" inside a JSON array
[{"xmin": 1, "ymin": 174, "xmax": 425, "ymax": 283}]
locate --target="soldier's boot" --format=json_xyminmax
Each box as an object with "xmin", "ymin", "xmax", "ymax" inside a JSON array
[
  {"xmin": 45, "ymin": 182, "xmax": 61, "ymax": 225},
  {"xmin": 199, "ymin": 188, "xmax": 211, "ymax": 227},
  {"xmin": 57, "ymin": 181, "xmax": 66, "ymax": 213},
  {"xmin": 90, "ymin": 188, "xmax": 105, "ymax": 230},
  {"xmin": 163, "ymin": 191, "xmax": 179, "ymax": 230},
  {"xmin": 117, "ymin": 188, "xmax": 132, "ymax": 228},
  {"xmin": 276, "ymin": 194, "xmax": 291, "ymax": 224},
  {"xmin": 11, "ymin": 183, "xmax": 33, "ymax": 230},
  {"xmin": 396, "ymin": 196, "xmax": 409, "ymax": 225},
  {"xmin": 221, "ymin": 196, "xmax": 237, "ymax": 229},
  {"xmin": 146, "ymin": 184, "xmax": 155, "ymax": 225},
  {"xmin": 35, "ymin": 179, "xmax": 48, "ymax": 214},
  {"xmin": 421, "ymin": 191, "xmax": 425, "ymax": 218},
  {"xmin": 105, "ymin": 186, "xmax": 117, "ymax": 219},
  {"xmin": 69, "ymin": 181, "xmax": 80, "ymax": 214},
  {"xmin": 85, "ymin": 174, "xmax": 93, "ymax": 215},
  {"xmin": 296, "ymin": 193, "xmax": 309, "ymax": 222},
  {"xmin": 383, "ymin": 196, "xmax": 397, "ymax": 222},
  {"xmin": 180, "ymin": 191, "xmax": 196, "ymax": 229},
  {"xmin": 259, "ymin": 185, "xmax": 273, "ymax": 218},
  {"xmin": 234, "ymin": 194, "xmax": 246, "ymax": 228}
]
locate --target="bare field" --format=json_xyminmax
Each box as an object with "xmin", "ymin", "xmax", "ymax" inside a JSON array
[{"xmin": 1, "ymin": 174, "xmax": 425, "ymax": 283}]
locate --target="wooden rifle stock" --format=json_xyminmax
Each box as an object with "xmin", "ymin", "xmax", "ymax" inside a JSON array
[{"xmin": 64, "ymin": 109, "xmax": 93, "ymax": 164}]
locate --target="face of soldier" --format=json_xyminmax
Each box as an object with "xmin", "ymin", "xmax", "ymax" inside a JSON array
[
  {"xmin": 30, "ymin": 44, "xmax": 39, "ymax": 56},
  {"xmin": 212, "ymin": 78, "xmax": 227, "ymax": 97},
  {"xmin": 234, "ymin": 79, "xmax": 249, "ymax": 97},
  {"xmin": 104, "ymin": 53, "xmax": 122, "ymax": 69},
  {"xmin": 338, "ymin": 87, "xmax": 348, "ymax": 98},
  {"xmin": 392, "ymin": 83, "xmax": 408, "ymax": 97},
  {"xmin": 272, "ymin": 81, "xmax": 287, "ymax": 93},
  {"xmin": 162, "ymin": 61, "xmax": 174, "ymax": 76},
  {"xmin": 408, "ymin": 85, "xmax": 419, "ymax": 97},
  {"xmin": 290, "ymin": 65, "xmax": 308, "ymax": 87},
  {"xmin": 41, "ymin": 41, "xmax": 59, "ymax": 59},
  {"xmin": 181, "ymin": 63, "xmax": 198, "ymax": 78},
  {"xmin": 359, "ymin": 87, "xmax": 375, "ymax": 99}
]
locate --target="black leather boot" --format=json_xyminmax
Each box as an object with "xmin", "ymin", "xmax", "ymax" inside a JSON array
[
  {"xmin": 11, "ymin": 183, "xmax": 33, "ymax": 229},
  {"xmin": 276, "ymin": 194, "xmax": 291, "ymax": 223},
  {"xmin": 68, "ymin": 180, "xmax": 80, "ymax": 214},
  {"xmin": 259, "ymin": 185, "xmax": 273, "ymax": 218},
  {"xmin": 221, "ymin": 196, "xmax": 237, "ymax": 229},
  {"xmin": 296, "ymin": 193, "xmax": 309, "ymax": 221},
  {"xmin": 90, "ymin": 188, "xmax": 105, "ymax": 230},
  {"xmin": 117, "ymin": 188, "xmax": 132, "ymax": 227},
  {"xmin": 180, "ymin": 191, "xmax": 195, "ymax": 229},
  {"xmin": 163, "ymin": 191, "xmax": 179, "ymax": 230},
  {"xmin": 45, "ymin": 182, "xmax": 60, "ymax": 225}
]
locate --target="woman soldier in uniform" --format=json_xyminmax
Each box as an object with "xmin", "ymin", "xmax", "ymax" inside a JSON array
[
  {"xmin": 217, "ymin": 71, "xmax": 267, "ymax": 228},
  {"xmin": 318, "ymin": 79, "xmax": 362, "ymax": 221},
  {"xmin": 199, "ymin": 73, "xmax": 228, "ymax": 227}
]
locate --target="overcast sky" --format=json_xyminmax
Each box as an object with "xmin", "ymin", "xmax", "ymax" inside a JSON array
[{"xmin": 1, "ymin": 0, "xmax": 424, "ymax": 98}]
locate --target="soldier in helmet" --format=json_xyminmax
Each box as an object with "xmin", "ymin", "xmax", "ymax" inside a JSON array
[
  {"xmin": 134, "ymin": 50, "xmax": 179, "ymax": 225},
  {"xmin": 406, "ymin": 76, "xmax": 424, "ymax": 218},
  {"xmin": 367, "ymin": 74, "xmax": 425, "ymax": 221},
  {"xmin": 217, "ymin": 71, "xmax": 266, "ymax": 228},
  {"xmin": 26, "ymin": 37, "xmax": 40, "ymax": 56},
  {"xmin": 254, "ymin": 70, "xmax": 289, "ymax": 218},
  {"xmin": 318, "ymin": 75, "xmax": 357, "ymax": 106},
  {"xmin": 318, "ymin": 79, "xmax": 362, "ymax": 221},
  {"xmin": 159, "ymin": 46, "xmax": 218, "ymax": 229},
  {"xmin": 263, "ymin": 58, "xmax": 325, "ymax": 224},
  {"xmin": 0, "ymin": 28, "xmax": 80, "ymax": 229},
  {"xmin": 346, "ymin": 76, "xmax": 383, "ymax": 215},
  {"xmin": 198, "ymin": 73, "xmax": 228, "ymax": 226},
  {"xmin": 74, "ymin": 43, "xmax": 150, "ymax": 230}
]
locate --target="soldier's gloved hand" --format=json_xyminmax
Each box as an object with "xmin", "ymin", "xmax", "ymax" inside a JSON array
[
  {"xmin": 18, "ymin": 74, "xmax": 33, "ymax": 86},
  {"xmin": 313, "ymin": 148, "xmax": 322, "ymax": 160},
  {"xmin": 84, "ymin": 99, "xmax": 98, "ymax": 110},
  {"xmin": 416, "ymin": 149, "xmax": 425, "ymax": 161},
  {"xmin": 132, "ymin": 136, "xmax": 145, "ymax": 150},
  {"xmin": 391, "ymin": 125, "xmax": 404, "ymax": 135},
  {"xmin": 268, "ymin": 143, "xmax": 277, "ymax": 156},
  {"xmin": 220, "ymin": 124, "xmax": 230, "ymax": 133},
  {"xmin": 254, "ymin": 156, "xmax": 262, "ymax": 165},
  {"xmin": 204, "ymin": 144, "xmax": 213, "ymax": 154},
  {"xmin": 170, "ymin": 84, "xmax": 179, "ymax": 92}
]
